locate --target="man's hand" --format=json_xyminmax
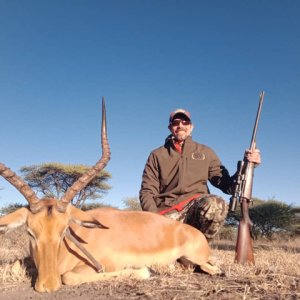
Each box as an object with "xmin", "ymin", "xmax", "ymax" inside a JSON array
[{"xmin": 244, "ymin": 148, "xmax": 261, "ymax": 165}]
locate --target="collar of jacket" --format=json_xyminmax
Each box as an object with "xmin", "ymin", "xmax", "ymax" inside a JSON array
[{"xmin": 164, "ymin": 135, "xmax": 193, "ymax": 155}]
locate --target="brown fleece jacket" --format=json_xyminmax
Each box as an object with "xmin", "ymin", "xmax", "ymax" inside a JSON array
[{"xmin": 139, "ymin": 135, "xmax": 235, "ymax": 213}]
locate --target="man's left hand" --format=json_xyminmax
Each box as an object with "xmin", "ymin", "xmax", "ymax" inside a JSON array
[{"xmin": 244, "ymin": 148, "xmax": 261, "ymax": 165}]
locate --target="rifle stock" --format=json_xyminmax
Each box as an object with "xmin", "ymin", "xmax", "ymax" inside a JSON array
[
  {"xmin": 235, "ymin": 197, "xmax": 255, "ymax": 263},
  {"xmin": 230, "ymin": 91, "xmax": 265, "ymax": 264}
]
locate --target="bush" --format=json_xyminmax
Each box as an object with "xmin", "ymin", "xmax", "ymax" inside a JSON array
[
  {"xmin": 0, "ymin": 203, "xmax": 25, "ymax": 215},
  {"xmin": 216, "ymin": 225, "xmax": 236, "ymax": 241},
  {"xmin": 122, "ymin": 197, "xmax": 142, "ymax": 211}
]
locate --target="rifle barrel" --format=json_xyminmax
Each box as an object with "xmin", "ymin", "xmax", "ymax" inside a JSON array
[{"xmin": 249, "ymin": 91, "xmax": 265, "ymax": 150}]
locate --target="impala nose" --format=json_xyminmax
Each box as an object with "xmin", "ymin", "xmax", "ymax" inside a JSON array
[{"xmin": 35, "ymin": 276, "xmax": 61, "ymax": 293}]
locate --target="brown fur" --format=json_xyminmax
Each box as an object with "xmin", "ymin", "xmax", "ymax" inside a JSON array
[{"xmin": 0, "ymin": 200, "xmax": 222, "ymax": 292}]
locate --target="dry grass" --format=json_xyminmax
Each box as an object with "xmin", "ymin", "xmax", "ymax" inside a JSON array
[
  {"xmin": 0, "ymin": 227, "xmax": 299, "ymax": 299},
  {"xmin": 211, "ymin": 244, "xmax": 299, "ymax": 299},
  {"xmin": 0, "ymin": 225, "xmax": 30, "ymax": 263},
  {"xmin": 0, "ymin": 226, "xmax": 31, "ymax": 284}
]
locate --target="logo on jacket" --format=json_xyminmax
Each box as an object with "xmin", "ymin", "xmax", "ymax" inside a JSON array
[{"xmin": 191, "ymin": 152, "xmax": 205, "ymax": 160}]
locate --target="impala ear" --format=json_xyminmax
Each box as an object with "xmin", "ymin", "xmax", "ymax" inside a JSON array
[
  {"xmin": 68, "ymin": 206, "xmax": 109, "ymax": 229},
  {"xmin": 0, "ymin": 207, "xmax": 29, "ymax": 232}
]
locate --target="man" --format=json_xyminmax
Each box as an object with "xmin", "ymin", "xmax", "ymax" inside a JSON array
[{"xmin": 139, "ymin": 109, "xmax": 261, "ymax": 241}]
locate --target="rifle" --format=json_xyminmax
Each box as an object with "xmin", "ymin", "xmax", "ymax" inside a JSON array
[{"xmin": 229, "ymin": 91, "xmax": 265, "ymax": 264}]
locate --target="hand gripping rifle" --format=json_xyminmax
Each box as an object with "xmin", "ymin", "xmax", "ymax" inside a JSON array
[{"xmin": 229, "ymin": 91, "xmax": 265, "ymax": 264}]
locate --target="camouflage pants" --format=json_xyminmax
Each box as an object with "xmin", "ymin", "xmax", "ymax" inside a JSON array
[{"xmin": 165, "ymin": 195, "xmax": 228, "ymax": 241}]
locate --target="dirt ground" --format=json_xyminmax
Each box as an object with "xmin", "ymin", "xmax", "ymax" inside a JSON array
[
  {"xmin": 0, "ymin": 274, "xmax": 221, "ymax": 300},
  {"xmin": 0, "ymin": 268, "xmax": 298, "ymax": 300}
]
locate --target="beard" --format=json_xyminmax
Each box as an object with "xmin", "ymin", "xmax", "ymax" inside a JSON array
[{"xmin": 174, "ymin": 129, "xmax": 189, "ymax": 141}]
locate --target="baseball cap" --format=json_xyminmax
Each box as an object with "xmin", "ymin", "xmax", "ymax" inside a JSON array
[{"xmin": 169, "ymin": 109, "xmax": 191, "ymax": 123}]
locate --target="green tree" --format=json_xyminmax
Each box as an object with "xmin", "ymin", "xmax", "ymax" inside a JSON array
[
  {"xmin": 20, "ymin": 162, "xmax": 111, "ymax": 208},
  {"xmin": 250, "ymin": 200, "xmax": 299, "ymax": 239}
]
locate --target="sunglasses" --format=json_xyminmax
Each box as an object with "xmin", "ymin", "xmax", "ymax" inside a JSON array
[{"xmin": 171, "ymin": 120, "xmax": 191, "ymax": 126}]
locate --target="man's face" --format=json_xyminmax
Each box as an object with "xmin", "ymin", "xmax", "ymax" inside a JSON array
[{"xmin": 168, "ymin": 114, "xmax": 194, "ymax": 141}]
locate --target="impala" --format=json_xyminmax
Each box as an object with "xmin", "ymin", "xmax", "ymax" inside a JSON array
[{"xmin": 0, "ymin": 98, "xmax": 222, "ymax": 293}]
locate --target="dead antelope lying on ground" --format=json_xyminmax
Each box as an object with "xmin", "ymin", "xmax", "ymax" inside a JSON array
[{"xmin": 0, "ymin": 98, "xmax": 222, "ymax": 293}]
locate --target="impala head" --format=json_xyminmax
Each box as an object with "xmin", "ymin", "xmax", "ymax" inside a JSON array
[{"xmin": 0, "ymin": 98, "xmax": 110, "ymax": 292}]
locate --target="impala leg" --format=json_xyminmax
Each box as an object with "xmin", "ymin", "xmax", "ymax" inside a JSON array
[
  {"xmin": 62, "ymin": 266, "xmax": 151, "ymax": 286},
  {"xmin": 179, "ymin": 228, "xmax": 223, "ymax": 276},
  {"xmin": 178, "ymin": 256, "xmax": 223, "ymax": 275},
  {"xmin": 197, "ymin": 261, "xmax": 223, "ymax": 275}
]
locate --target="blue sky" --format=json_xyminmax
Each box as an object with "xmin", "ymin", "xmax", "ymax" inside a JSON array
[{"xmin": 0, "ymin": 0, "xmax": 299, "ymax": 209}]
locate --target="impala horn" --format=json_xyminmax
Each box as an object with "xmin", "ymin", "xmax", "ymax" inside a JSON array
[
  {"xmin": 57, "ymin": 97, "xmax": 111, "ymax": 212},
  {"xmin": 0, "ymin": 163, "xmax": 41, "ymax": 213}
]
